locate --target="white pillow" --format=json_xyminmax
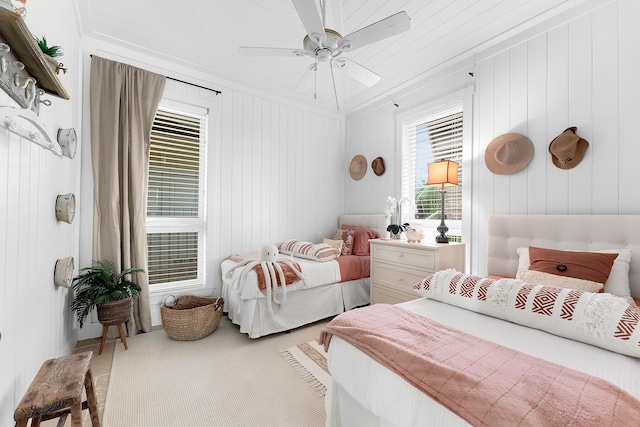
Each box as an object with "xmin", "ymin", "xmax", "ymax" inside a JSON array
[
  {"xmin": 516, "ymin": 247, "xmax": 632, "ymax": 302},
  {"xmin": 322, "ymin": 238, "xmax": 344, "ymax": 255},
  {"xmin": 414, "ymin": 269, "xmax": 640, "ymax": 357},
  {"xmin": 516, "ymin": 269, "xmax": 603, "ymax": 293}
]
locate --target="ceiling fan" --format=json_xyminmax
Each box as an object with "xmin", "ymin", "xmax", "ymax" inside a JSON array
[{"xmin": 238, "ymin": 0, "xmax": 411, "ymax": 109}]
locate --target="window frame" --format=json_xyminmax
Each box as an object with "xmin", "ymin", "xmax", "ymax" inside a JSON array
[
  {"xmin": 395, "ymin": 87, "xmax": 473, "ymax": 243},
  {"xmin": 146, "ymin": 99, "xmax": 209, "ymax": 292}
]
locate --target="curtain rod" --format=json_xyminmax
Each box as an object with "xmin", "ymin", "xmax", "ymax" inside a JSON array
[
  {"xmin": 89, "ymin": 55, "xmax": 222, "ymax": 95},
  {"xmin": 167, "ymin": 76, "xmax": 221, "ymax": 95}
]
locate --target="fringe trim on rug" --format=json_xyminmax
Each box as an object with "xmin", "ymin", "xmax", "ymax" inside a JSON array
[{"xmin": 280, "ymin": 349, "xmax": 327, "ymax": 397}]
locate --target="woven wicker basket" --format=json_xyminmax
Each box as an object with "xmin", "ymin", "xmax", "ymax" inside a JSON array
[{"xmin": 161, "ymin": 296, "xmax": 224, "ymax": 341}]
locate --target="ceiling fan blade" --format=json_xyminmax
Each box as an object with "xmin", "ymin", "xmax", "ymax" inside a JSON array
[
  {"xmin": 339, "ymin": 11, "xmax": 411, "ymax": 51},
  {"xmin": 335, "ymin": 58, "xmax": 381, "ymax": 87},
  {"xmin": 294, "ymin": 64, "xmax": 317, "ymax": 93},
  {"xmin": 291, "ymin": 0, "xmax": 327, "ymax": 47},
  {"xmin": 238, "ymin": 47, "xmax": 308, "ymax": 57}
]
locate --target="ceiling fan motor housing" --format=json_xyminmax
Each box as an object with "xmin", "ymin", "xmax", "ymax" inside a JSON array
[{"xmin": 303, "ymin": 29, "xmax": 343, "ymax": 60}]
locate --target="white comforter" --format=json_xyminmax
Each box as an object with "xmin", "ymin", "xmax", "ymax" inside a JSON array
[
  {"xmin": 221, "ymin": 256, "xmax": 341, "ymax": 301},
  {"xmin": 326, "ymin": 298, "xmax": 640, "ymax": 426}
]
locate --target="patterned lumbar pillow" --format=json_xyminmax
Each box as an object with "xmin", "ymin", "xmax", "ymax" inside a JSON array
[
  {"xmin": 279, "ymin": 239, "xmax": 340, "ymax": 262},
  {"xmin": 414, "ymin": 269, "xmax": 640, "ymax": 358}
]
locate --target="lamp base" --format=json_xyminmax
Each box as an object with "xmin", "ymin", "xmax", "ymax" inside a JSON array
[{"xmin": 435, "ymin": 221, "xmax": 449, "ymax": 244}]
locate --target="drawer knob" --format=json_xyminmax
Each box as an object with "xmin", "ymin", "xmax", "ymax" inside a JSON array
[
  {"xmin": 396, "ymin": 253, "xmax": 404, "ymax": 258},
  {"xmin": 397, "ymin": 277, "xmax": 403, "ymax": 282}
]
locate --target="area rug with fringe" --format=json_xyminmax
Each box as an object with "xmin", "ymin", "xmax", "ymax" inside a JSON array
[{"xmin": 280, "ymin": 340, "xmax": 331, "ymax": 396}]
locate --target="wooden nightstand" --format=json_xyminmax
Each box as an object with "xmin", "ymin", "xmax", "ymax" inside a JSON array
[{"xmin": 369, "ymin": 239, "xmax": 465, "ymax": 304}]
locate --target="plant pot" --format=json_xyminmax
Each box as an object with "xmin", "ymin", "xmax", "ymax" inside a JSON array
[
  {"xmin": 97, "ymin": 298, "xmax": 132, "ymax": 326},
  {"xmin": 389, "ymin": 231, "xmax": 402, "ymax": 239}
]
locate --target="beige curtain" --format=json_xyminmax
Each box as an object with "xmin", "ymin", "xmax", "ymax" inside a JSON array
[{"xmin": 89, "ymin": 56, "xmax": 166, "ymax": 335}]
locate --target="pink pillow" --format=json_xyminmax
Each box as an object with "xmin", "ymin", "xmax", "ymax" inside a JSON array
[
  {"xmin": 340, "ymin": 225, "xmax": 378, "ymax": 256},
  {"xmin": 528, "ymin": 246, "xmax": 618, "ymax": 285}
]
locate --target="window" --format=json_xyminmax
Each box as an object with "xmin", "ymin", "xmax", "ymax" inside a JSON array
[
  {"xmin": 146, "ymin": 103, "xmax": 207, "ymax": 288},
  {"xmin": 399, "ymin": 97, "xmax": 466, "ymax": 241}
]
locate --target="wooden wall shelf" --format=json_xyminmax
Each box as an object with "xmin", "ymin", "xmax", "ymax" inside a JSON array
[{"xmin": 0, "ymin": 8, "xmax": 70, "ymax": 102}]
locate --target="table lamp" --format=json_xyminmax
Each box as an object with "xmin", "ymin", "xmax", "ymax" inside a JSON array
[{"xmin": 426, "ymin": 159, "xmax": 459, "ymax": 243}]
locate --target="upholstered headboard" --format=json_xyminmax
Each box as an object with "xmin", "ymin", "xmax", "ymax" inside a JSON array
[
  {"xmin": 339, "ymin": 214, "xmax": 389, "ymax": 240},
  {"xmin": 487, "ymin": 215, "xmax": 640, "ymax": 299}
]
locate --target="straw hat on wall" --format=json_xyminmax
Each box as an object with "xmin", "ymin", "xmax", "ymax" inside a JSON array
[
  {"xmin": 548, "ymin": 127, "xmax": 589, "ymax": 169},
  {"xmin": 349, "ymin": 155, "xmax": 367, "ymax": 180},
  {"xmin": 485, "ymin": 133, "xmax": 535, "ymax": 175},
  {"xmin": 371, "ymin": 157, "xmax": 385, "ymax": 176}
]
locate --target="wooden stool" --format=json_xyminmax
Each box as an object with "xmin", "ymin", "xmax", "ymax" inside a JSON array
[
  {"xmin": 14, "ymin": 351, "xmax": 101, "ymax": 427},
  {"xmin": 98, "ymin": 322, "xmax": 128, "ymax": 355}
]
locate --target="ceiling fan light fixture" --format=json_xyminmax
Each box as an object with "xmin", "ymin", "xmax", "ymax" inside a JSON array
[{"xmin": 317, "ymin": 49, "xmax": 332, "ymax": 62}]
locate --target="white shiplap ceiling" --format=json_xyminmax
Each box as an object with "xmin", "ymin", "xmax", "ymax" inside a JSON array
[{"xmin": 78, "ymin": 0, "xmax": 591, "ymax": 113}]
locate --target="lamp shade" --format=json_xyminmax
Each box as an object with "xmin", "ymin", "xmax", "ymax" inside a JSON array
[{"xmin": 427, "ymin": 159, "xmax": 459, "ymax": 186}]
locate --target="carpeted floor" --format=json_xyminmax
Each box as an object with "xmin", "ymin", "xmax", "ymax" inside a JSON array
[{"xmin": 102, "ymin": 315, "xmax": 330, "ymax": 427}]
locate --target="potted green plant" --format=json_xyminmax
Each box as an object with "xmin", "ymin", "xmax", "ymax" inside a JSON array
[
  {"xmin": 35, "ymin": 35, "xmax": 63, "ymax": 62},
  {"xmin": 70, "ymin": 260, "xmax": 143, "ymax": 328}
]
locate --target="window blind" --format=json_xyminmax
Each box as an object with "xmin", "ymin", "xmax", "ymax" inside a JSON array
[
  {"xmin": 147, "ymin": 109, "xmax": 202, "ymax": 218},
  {"xmin": 147, "ymin": 106, "xmax": 206, "ymax": 286},
  {"xmin": 401, "ymin": 107, "xmax": 463, "ymax": 221}
]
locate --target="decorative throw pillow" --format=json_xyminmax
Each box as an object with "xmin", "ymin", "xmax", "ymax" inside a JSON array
[
  {"xmin": 322, "ymin": 238, "xmax": 344, "ymax": 256},
  {"xmin": 340, "ymin": 225, "xmax": 379, "ymax": 256},
  {"xmin": 516, "ymin": 269, "xmax": 604, "ymax": 293},
  {"xmin": 527, "ymin": 246, "xmax": 618, "ymax": 284},
  {"xmin": 517, "ymin": 247, "xmax": 633, "ymax": 302},
  {"xmin": 332, "ymin": 228, "xmax": 355, "ymax": 256},
  {"xmin": 279, "ymin": 239, "xmax": 340, "ymax": 262},
  {"xmin": 414, "ymin": 269, "xmax": 640, "ymax": 358}
]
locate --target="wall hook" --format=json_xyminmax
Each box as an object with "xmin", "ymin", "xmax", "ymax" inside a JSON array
[{"xmin": 0, "ymin": 105, "xmax": 61, "ymax": 155}]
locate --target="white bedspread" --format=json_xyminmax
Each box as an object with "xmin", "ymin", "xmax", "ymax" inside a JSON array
[
  {"xmin": 326, "ymin": 298, "xmax": 640, "ymax": 426},
  {"xmin": 221, "ymin": 256, "xmax": 340, "ymax": 301}
]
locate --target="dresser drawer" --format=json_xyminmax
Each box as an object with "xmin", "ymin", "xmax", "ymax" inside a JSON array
[
  {"xmin": 373, "ymin": 244, "xmax": 435, "ymax": 271},
  {"xmin": 372, "ymin": 263, "xmax": 426, "ymax": 291},
  {"xmin": 371, "ymin": 284, "xmax": 419, "ymax": 305}
]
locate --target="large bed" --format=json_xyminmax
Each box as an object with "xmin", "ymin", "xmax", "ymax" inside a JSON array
[
  {"xmin": 323, "ymin": 215, "xmax": 640, "ymax": 426},
  {"xmin": 221, "ymin": 214, "xmax": 388, "ymax": 338}
]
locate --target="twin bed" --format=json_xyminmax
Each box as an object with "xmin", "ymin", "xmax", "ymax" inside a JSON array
[
  {"xmin": 220, "ymin": 214, "xmax": 388, "ymax": 338},
  {"xmin": 322, "ymin": 215, "xmax": 640, "ymax": 426}
]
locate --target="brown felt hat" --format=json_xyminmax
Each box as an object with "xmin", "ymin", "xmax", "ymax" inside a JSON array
[
  {"xmin": 371, "ymin": 157, "xmax": 385, "ymax": 176},
  {"xmin": 349, "ymin": 155, "xmax": 367, "ymax": 180},
  {"xmin": 485, "ymin": 133, "xmax": 534, "ymax": 175},
  {"xmin": 549, "ymin": 127, "xmax": 589, "ymax": 170}
]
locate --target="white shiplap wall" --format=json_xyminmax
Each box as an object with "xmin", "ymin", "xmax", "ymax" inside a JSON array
[
  {"xmin": 344, "ymin": 0, "xmax": 640, "ymax": 276},
  {"xmin": 0, "ymin": 1, "xmax": 82, "ymax": 425},
  {"xmin": 78, "ymin": 41, "xmax": 346, "ymax": 336}
]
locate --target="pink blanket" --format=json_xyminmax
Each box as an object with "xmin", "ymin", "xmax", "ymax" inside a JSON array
[{"xmin": 319, "ymin": 304, "xmax": 640, "ymax": 427}]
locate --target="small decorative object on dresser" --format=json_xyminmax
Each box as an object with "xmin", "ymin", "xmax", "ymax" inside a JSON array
[
  {"xmin": 405, "ymin": 227, "xmax": 424, "ymax": 243},
  {"xmin": 369, "ymin": 239, "xmax": 465, "ymax": 304}
]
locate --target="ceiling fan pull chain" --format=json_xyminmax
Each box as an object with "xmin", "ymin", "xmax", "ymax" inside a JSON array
[{"xmin": 314, "ymin": 58, "xmax": 318, "ymax": 99}]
